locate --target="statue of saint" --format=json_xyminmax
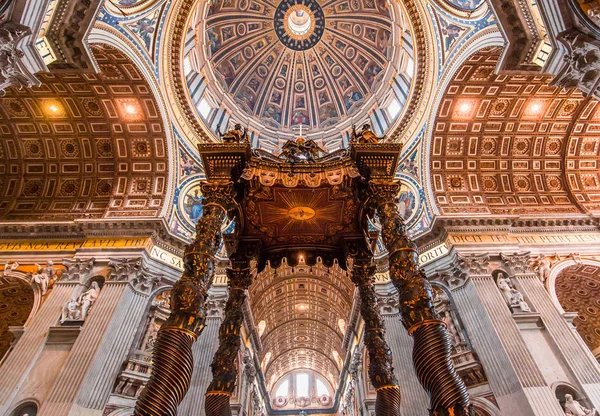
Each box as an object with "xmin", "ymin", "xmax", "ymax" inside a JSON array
[
  {"xmin": 496, "ymin": 273, "xmax": 513, "ymax": 304},
  {"xmin": 32, "ymin": 261, "xmax": 57, "ymax": 295},
  {"xmin": 351, "ymin": 123, "xmax": 382, "ymax": 144},
  {"xmin": 217, "ymin": 122, "xmax": 249, "ymax": 143},
  {"xmin": 78, "ymin": 281, "xmax": 100, "ymax": 320},
  {"xmin": 279, "ymin": 137, "xmax": 325, "ymax": 163},
  {"xmin": 533, "ymin": 254, "xmax": 552, "ymax": 283},
  {"xmin": 3, "ymin": 260, "xmax": 18, "ymax": 276},
  {"xmin": 510, "ymin": 291, "xmax": 531, "ymax": 312},
  {"xmin": 61, "ymin": 298, "xmax": 81, "ymax": 323},
  {"xmin": 564, "ymin": 394, "xmax": 599, "ymax": 416}
]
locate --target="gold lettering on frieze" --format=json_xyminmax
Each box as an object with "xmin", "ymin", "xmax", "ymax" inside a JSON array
[
  {"xmin": 446, "ymin": 233, "xmax": 600, "ymax": 246},
  {"xmin": 0, "ymin": 238, "xmax": 150, "ymax": 251}
]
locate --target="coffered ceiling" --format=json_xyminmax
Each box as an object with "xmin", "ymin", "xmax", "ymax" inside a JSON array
[
  {"xmin": 0, "ymin": 44, "xmax": 169, "ymax": 221},
  {"xmin": 430, "ymin": 47, "xmax": 600, "ymax": 216},
  {"xmin": 248, "ymin": 259, "xmax": 354, "ymax": 391}
]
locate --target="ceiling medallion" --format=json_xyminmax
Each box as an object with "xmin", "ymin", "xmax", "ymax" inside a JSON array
[
  {"xmin": 274, "ymin": 0, "xmax": 325, "ymax": 51},
  {"xmin": 288, "ymin": 206, "xmax": 316, "ymax": 220}
]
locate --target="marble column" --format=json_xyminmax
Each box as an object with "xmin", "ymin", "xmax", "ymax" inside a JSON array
[
  {"xmin": 0, "ymin": 259, "xmax": 92, "ymax": 415},
  {"xmin": 449, "ymin": 254, "xmax": 564, "ymax": 416},
  {"xmin": 40, "ymin": 258, "xmax": 159, "ymax": 416},
  {"xmin": 503, "ymin": 253, "xmax": 600, "ymax": 409}
]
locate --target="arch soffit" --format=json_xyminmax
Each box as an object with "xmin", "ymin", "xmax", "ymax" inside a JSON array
[
  {"xmin": 422, "ymin": 29, "xmax": 505, "ymax": 217},
  {"xmin": 88, "ymin": 26, "xmax": 177, "ymax": 220}
]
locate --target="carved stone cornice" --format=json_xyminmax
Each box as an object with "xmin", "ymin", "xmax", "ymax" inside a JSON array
[
  {"xmin": 500, "ymin": 252, "xmax": 534, "ymax": 275},
  {"xmin": 0, "ymin": 219, "xmax": 188, "ymax": 252},
  {"xmin": 550, "ymin": 30, "xmax": 600, "ymax": 99},
  {"xmin": 61, "ymin": 258, "xmax": 95, "ymax": 283},
  {"xmin": 414, "ymin": 217, "xmax": 600, "ymax": 248},
  {"xmin": 0, "ymin": 22, "xmax": 39, "ymax": 95}
]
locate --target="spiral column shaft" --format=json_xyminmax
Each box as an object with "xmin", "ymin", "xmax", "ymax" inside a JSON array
[
  {"xmin": 351, "ymin": 254, "xmax": 402, "ymax": 416},
  {"xmin": 205, "ymin": 259, "xmax": 253, "ymax": 416},
  {"xmin": 373, "ymin": 185, "xmax": 473, "ymax": 416},
  {"xmin": 134, "ymin": 196, "xmax": 229, "ymax": 416}
]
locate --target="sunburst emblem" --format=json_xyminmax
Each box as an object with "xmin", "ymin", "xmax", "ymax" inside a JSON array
[{"xmin": 259, "ymin": 189, "xmax": 342, "ymax": 234}]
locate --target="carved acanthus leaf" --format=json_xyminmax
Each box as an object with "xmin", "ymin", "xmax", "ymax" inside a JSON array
[
  {"xmin": 457, "ymin": 253, "xmax": 490, "ymax": 276},
  {"xmin": 61, "ymin": 258, "xmax": 95, "ymax": 282},
  {"xmin": 500, "ymin": 252, "xmax": 533, "ymax": 275}
]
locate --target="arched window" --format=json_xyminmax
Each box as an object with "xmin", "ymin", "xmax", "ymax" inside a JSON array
[{"xmin": 272, "ymin": 370, "xmax": 333, "ymax": 409}]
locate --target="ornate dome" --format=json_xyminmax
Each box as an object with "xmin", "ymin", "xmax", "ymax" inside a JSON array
[{"xmin": 186, "ymin": 0, "xmax": 415, "ymax": 150}]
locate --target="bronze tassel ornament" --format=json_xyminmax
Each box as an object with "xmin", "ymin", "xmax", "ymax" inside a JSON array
[
  {"xmin": 205, "ymin": 257, "xmax": 253, "ymax": 416},
  {"xmin": 351, "ymin": 254, "xmax": 402, "ymax": 416},
  {"xmin": 373, "ymin": 184, "xmax": 474, "ymax": 416},
  {"xmin": 135, "ymin": 199, "xmax": 227, "ymax": 416}
]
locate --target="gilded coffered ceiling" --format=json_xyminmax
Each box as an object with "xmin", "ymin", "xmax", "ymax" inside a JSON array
[
  {"xmin": 430, "ymin": 47, "xmax": 600, "ymax": 216},
  {"xmin": 0, "ymin": 44, "xmax": 170, "ymax": 221}
]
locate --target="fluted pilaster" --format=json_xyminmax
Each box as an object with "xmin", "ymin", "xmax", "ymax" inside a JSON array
[
  {"xmin": 383, "ymin": 314, "xmax": 429, "ymax": 416},
  {"xmin": 0, "ymin": 283, "xmax": 74, "ymax": 414},
  {"xmin": 517, "ymin": 274, "xmax": 600, "ymax": 408},
  {"xmin": 178, "ymin": 316, "xmax": 222, "ymax": 415},
  {"xmin": 73, "ymin": 287, "xmax": 149, "ymax": 411},
  {"xmin": 471, "ymin": 276, "xmax": 564, "ymax": 416},
  {"xmin": 40, "ymin": 282, "xmax": 129, "ymax": 415}
]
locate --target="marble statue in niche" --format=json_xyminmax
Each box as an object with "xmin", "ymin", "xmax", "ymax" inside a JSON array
[
  {"xmin": 31, "ymin": 261, "xmax": 59, "ymax": 295},
  {"xmin": 60, "ymin": 281, "xmax": 101, "ymax": 324},
  {"xmin": 564, "ymin": 394, "xmax": 599, "ymax": 416},
  {"xmin": 496, "ymin": 272, "xmax": 531, "ymax": 313},
  {"xmin": 433, "ymin": 287, "xmax": 466, "ymax": 350}
]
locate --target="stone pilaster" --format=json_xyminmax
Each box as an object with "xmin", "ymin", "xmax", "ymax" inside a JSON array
[
  {"xmin": 70, "ymin": 258, "xmax": 162, "ymax": 413},
  {"xmin": 502, "ymin": 252, "xmax": 600, "ymax": 409},
  {"xmin": 0, "ymin": 258, "xmax": 93, "ymax": 415},
  {"xmin": 178, "ymin": 292, "xmax": 226, "ymax": 415},
  {"xmin": 377, "ymin": 290, "xmax": 429, "ymax": 416},
  {"xmin": 40, "ymin": 258, "xmax": 157, "ymax": 416},
  {"xmin": 448, "ymin": 253, "xmax": 564, "ymax": 416}
]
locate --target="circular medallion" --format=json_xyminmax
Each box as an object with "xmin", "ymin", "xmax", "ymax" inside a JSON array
[
  {"xmin": 274, "ymin": 0, "xmax": 325, "ymax": 51},
  {"xmin": 288, "ymin": 206, "xmax": 316, "ymax": 220}
]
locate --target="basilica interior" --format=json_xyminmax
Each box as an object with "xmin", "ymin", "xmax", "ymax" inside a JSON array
[{"xmin": 1, "ymin": 0, "xmax": 600, "ymax": 415}]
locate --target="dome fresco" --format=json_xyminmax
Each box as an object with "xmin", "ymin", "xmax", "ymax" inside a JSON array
[{"xmin": 190, "ymin": 0, "xmax": 414, "ymax": 150}]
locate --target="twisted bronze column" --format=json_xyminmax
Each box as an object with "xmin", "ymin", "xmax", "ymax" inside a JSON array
[
  {"xmin": 372, "ymin": 184, "xmax": 473, "ymax": 416},
  {"xmin": 205, "ymin": 255, "xmax": 253, "ymax": 416},
  {"xmin": 135, "ymin": 191, "xmax": 229, "ymax": 416},
  {"xmin": 351, "ymin": 253, "xmax": 402, "ymax": 416}
]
